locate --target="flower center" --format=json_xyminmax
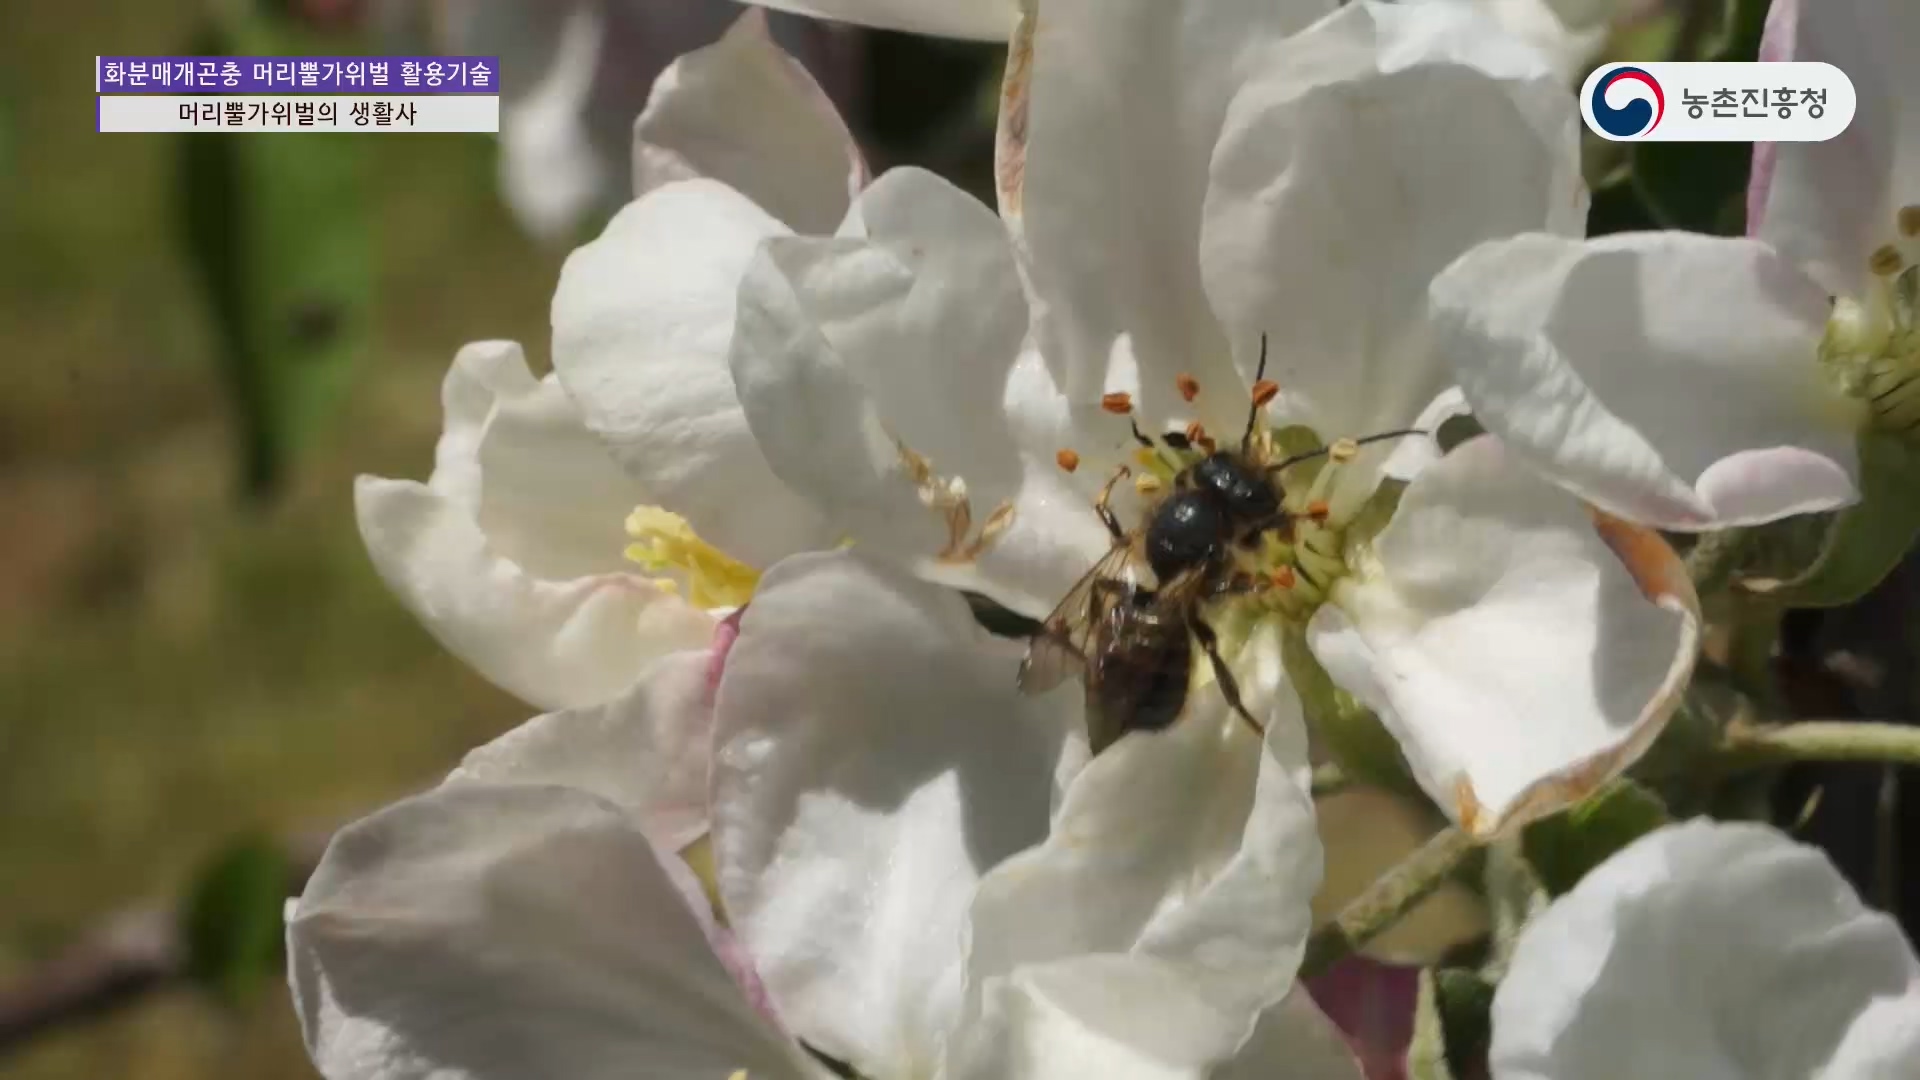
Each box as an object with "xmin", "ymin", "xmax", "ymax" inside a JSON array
[
  {"xmin": 1069, "ymin": 377, "xmax": 1370, "ymax": 628},
  {"xmin": 1828, "ymin": 204, "xmax": 1920, "ymax": 434},
  {"xmin": 624, "ymin": 506, "xmax": 760, "ymax": 609}
]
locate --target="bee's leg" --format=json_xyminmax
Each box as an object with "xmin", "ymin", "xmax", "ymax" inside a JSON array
[
  {"xmin": 1188, "ymin": 613, "xmax": 1264, "ymax": 739},
  {"xmin": 1094, "ymin": 465, "xmax": 1132, "ymax": 542}
]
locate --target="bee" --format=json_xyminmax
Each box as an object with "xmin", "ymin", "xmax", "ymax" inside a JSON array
[{"xmin": 1018, "ymin": 336, "xmax": 1421, "ymax": 754}]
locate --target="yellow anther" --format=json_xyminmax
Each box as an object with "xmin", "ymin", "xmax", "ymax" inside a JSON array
[
  {"xmin": 1134, "ymin": 473, "xmax": 1164, "ymax": 496},
  {"xmin": 1870, "ymin": 244, "xmax": 1905, "ymax": 276},
  {"xmin": 1327, "ymin": 437, "xmax": 1360, "ymax": 464},
  {"xmin": 624, "ymin": 506, "xmax": 760, "ymax": 609}
]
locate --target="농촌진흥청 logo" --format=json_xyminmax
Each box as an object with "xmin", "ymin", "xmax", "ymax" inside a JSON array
[
  {"xmin": 1580, "ymin": 62, "xmax": 1854, "ymax": 143},
  {"xmin": 1589, "ymin": 65, "xmax": 1664, "ymax": 138}
]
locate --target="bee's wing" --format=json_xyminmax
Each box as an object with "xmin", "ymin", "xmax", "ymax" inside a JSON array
[{"xmin": 1017, "ymin": 544, "xmax": 1147, "ymax": 695}]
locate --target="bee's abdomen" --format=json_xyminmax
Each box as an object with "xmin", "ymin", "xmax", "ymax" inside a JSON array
[{"xmin": 1093, "ymin": 633, "xmax": 1191, "ymax": 739}]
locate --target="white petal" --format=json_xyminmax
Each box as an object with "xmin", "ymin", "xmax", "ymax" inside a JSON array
[
  {"xmin": 1433, "ymin": 231, "xmax": 1860, "ymax": 530},
  {"xmin": 551, "ymin": 179, "xmax": 838, "ymax": 567},
  {"xmin": 749, "ymin": 0, "xmax": 1015, "ymax": 40},
  {"xmin": 288, "ymin": 784, "xmax": 812, "ymax": 1080},
  {"xmin": 357, "ymin": 343, "xmax": 714, "ymax": 710},
  {"xmin": 634, "ymin": 11, "xmax": 864, "ymax": 235},
  {"xmin": 729, "ymin": 166, "xmax": 1109, "ymax": 615},
  {"xmin": 958, "ymin": 667, "xmax": 1321, "ymax": 1066},
  {"xmin": 954, "ymin": 962, "xmax": 1360, "ymax": 1080},
  {"xmin": 447, "ymin": 649, "xmax": 716, "ymax": 852},
  {"xmin": 1752, "ymin": 0, "xmax": 1920, "ymax": 299},
  {"xmin": 1491, "ymin": 820, "xmax": 1920, "ymax": 1080},
  {"xmin": 356, "ymin": 477, "xmax": 714, "ymax": 711},
  {"xmin": 1202, "ymin": 0, "xmax": 1584, "ymax": 446},
  {"xmin": 493, "ymin": 4, "xmax": 613, "ymax": 241},
  {"xmin": 1309, "ymin": 436, "xmax": 1699, "ymax": 835},
  {"xmin": 1008, "ymin": 0, "xmax": 1336, "ymax": 435},
  {"xmin": 710, "ymin": 551, "xmax": 1078, "ymax": 1077}
]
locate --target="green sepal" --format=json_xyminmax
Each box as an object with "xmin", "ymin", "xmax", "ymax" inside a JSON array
[
  {"xmin": 177, "ymin": 9, "xmax": 370, "ymax": 501},
  {"xmin": 180, "ymin": 834, "xmax": 292, "ymax": 1007},
  {"xmin": 1741, "ymin": 431, "xmax": 1920, "ymax": 608},
  {"xmin": 1521, "ymin": 779, "xmax": 1670, "ymax": 897},
  {"xmin": 1409, "ymin": 967, "xmax": 1497, "ymax": 1080}
]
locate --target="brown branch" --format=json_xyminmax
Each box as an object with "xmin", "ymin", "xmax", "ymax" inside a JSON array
[{"xmin": 0, "ymin": 828, "xmax": 329, "ymax": 1055}]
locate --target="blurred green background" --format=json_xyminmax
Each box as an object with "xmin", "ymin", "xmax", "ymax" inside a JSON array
[{"xmin": 1, "ymin": 3, "xmax": 550, "ymax": 1076}]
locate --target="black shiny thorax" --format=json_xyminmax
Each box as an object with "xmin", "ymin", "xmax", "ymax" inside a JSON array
[{"xmin": 1143, "ymin": 452, "xmax": 1282, "ymax": 582}]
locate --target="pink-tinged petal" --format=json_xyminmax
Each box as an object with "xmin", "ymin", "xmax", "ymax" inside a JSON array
[
  {"xmin": 1749, "ymin": 0, "xmax": 1920, "ymax": 298},
  {"xmin": 288, "ymin": 784, "xmax": 815, "ymax": 1080},
  {"xmin": 1310, "ymin": 436, "xmax": 1700, "ymax": 837},
  {"xmin": 1433, "ymin": 231, "xmax": 1860, "ymax": 530},
  {"xmin": 1306, "ymin": 956, "xmax": 1420, "ymax": 1080},
  {"xmin": 634, "ymin": 11, "xmax": 865, "ymax": 235}
]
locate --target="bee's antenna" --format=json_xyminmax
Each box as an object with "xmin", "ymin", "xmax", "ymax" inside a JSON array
[
  {"xmin": 1265, "ymin": 429, "xmax": 1429, "ymax": 475},
  {"xmin": 1241, "ymin": 333, "xmax": 1270, "ymax": 454}
]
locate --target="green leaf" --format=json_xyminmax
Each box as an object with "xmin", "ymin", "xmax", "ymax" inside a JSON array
[
  {"xmin": 1712, "ymin": 0, "xmax": 1773, "ymax": 63},
  {"xmin": 1410, "ymin": 967, "xmax": 1497, "ymax": 1080},
  {"xmin": 1586, "ymin": 167, "xmax": 1661, "ymax": 238},
  {"xmin": 180, "ymin": 835, "xmax": 292, "ymax": 1006},
  {"xmin": 177, "ymin": 13, "xmax": 370, "ymax": 501},
  {"xmin": 1479, "ymin": 836, "xmax": 1548, "ymax": 977},
  {"xmin": 1631, "ymin": 140, "xmax": 1749, "ymax": 235},
  {"xmin": 1522, "ymin": 779, "xmax": 1670, "ymax": 896},
  {"xmin": 1741, "ymin": 430, "xmax": 1920, "ymax": 608}
]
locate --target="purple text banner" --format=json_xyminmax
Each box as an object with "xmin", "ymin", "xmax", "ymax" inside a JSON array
[{"xmin": 95, "ymin": 56, "xmax": 498, "ymax": 94}]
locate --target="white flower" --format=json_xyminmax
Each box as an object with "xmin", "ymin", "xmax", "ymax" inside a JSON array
[
  {"xmin": 289, "ymin": 551, "xmax": 1361, "ymax": 1078},
  {"xmin": 408, "ymin": 0, "xmax": 857, "ymax": 240},
  {"xmin": 357, "ymin": 14, "xmax": 856, "ymax": 711},
  {"xmin": 1490, "ymin": 819, "xmax": 1920, "ymax": 1079},
  {"xmin": 717, "ymin": 0, "xmax": 1698, "ymax": 834},
  {"xmin": 1393, "ymin": 0, "xmax": 1650, "ymax": 80},
  {"xmin": 1430, "ymin": 0, "xmax": 1920, "ymax": 532}
]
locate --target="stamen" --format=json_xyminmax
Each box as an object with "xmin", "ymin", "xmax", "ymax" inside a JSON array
[
  {"xmin": 1176, "ymin": 373, "xmax": 1201, "ymax": 402},
  {"xmin": 957, "ymin": 502, "xmax": 1018, "ymax": 562},
  {"xmin": 1327, "ymin": 437, "xmax": 1359, "ymax": 464},
  {"xmin": 1899, "ymin": 205, "xmax": 1920, "ymax": 239},
  {"xmin": 1270, "ymin": 566, "xmax": 1296, "ymax": 590},
  {"xmin": 625, "ymin": 506, "xmax": 760, "ymax": 609},
  {"xmin": 1306, "ymin": 499, "xmax": 1331, "ymax": 522},
  {"xmin": 1184, "ymin": 420, "xmax": 1209, "ymax": 447},
  {"xmin": 1135, "ymin": 473, "xmax": 1164, "ymax": 496},
  {"xmin": 1250, "ymin": 379, "xmax": 1280, "ymax": 408},
  {"xmin": 1870, "ymin": 244, "xmax": 1905, "ymax": 277},
  {"xmin": 1056, "ymin": 448, "xmax": 1081, "ymax": 473},
  {"xmin": 1101, "ymin": 391, "xmax": 1134, "ymax": 414}
]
